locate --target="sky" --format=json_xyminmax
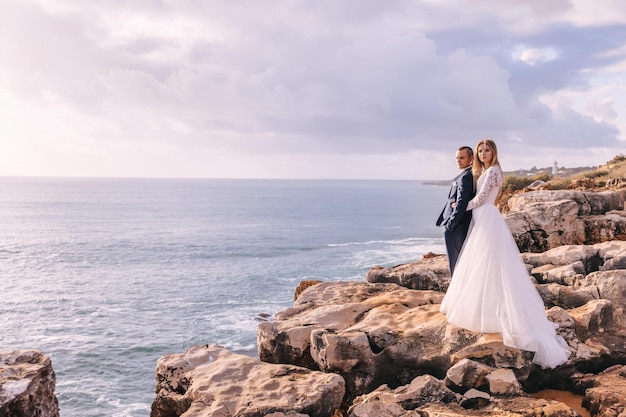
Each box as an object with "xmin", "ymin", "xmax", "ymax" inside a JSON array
[{"xmin": 1, "ymin": 0, "xmax": 626, "ymax": 180}]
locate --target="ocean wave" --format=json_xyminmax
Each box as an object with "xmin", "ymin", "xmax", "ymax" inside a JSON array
[
  {"xmin": 345, "ymin": 239, "xmax": 446, "ymax": 269},
  {"xmin": 107, "ymin": 399, "xmax": 151, "ymax": 417},
  {"xmin": 327, "ymin": 237, "xmax": 440, "ymax": 247}
]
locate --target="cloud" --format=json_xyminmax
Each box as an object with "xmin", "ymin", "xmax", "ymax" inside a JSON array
[
  {"xmin": 0, "ymin": 0, "xmax": 625, "ymax": 179},
  {"xmin": 514, "ymin": 46, "xmax": 559, "ymax": 66}
]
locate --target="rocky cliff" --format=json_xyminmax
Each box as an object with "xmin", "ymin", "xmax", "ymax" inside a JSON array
[
  {"xmin": 0, "ymin": 350, "xmax": 59, "ymax": 417},
  {"xmin": 151, "ymin": 189, "xmax": 626, "ymax": 417},
  {"xmin": 505, "ymin": 190, "xmax": 626, "ymax": 252}
]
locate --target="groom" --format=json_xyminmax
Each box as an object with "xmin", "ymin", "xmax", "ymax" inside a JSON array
[{"xmin": 436, "ymin": 146, "xmax": 475, "ymax": 276}]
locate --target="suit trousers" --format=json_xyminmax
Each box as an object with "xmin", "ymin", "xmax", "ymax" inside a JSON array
[{"xmin": 444, "ymin": 222, "xmax": 471, "ymax": 276}]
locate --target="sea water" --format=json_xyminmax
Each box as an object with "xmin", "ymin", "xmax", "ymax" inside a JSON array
[{"xmin": 0, "ymin": 178, "xmax": 448, "ymax": 417}]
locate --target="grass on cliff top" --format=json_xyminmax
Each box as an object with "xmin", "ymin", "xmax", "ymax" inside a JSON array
[
  {"xmin": 503, "ymin": 154, "xmax": 626, "ymax": 193},
  {"xmin": 498, "ymin": 154, "xmax": 626, "ymax": 210}
]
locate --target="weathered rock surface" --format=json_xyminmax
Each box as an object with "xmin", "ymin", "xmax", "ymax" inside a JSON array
[
  {"xmin": 579, "ymin": 365, "xmax": 626, "ymax": 417},
  {"xmin": 459, "ymin": 388, "xmax": 491, "ymax": 409},
  {"xmin": 348, "ymin": 374, "xmax": 581, "ymax": 417},
  {"xmin": 257, "ymin": 280, "xmax": 624, "ymax": 403},
  {"xmin": 507, "ymin": 190, "xmax": 624, "ymax": 216},
  {"xmin": 366, "ymin": 254, "xmax": 451, "ymax": 291},
  {"xmin": 505, "ymin": 190, "xmax": 626, "ymax": 252},
  {"xmin": 151, "ymin": 344, "xmax": 344, "ymax": 417},
  {"xmin": 258, "ymin": 282, "xmax": 453, "ymax": 399},
  {"xmin": 418, "ymin": 396, "xmax": 581, "ymax": 417},
  {"xmin": 370, "ymin": 242, "xmax": 626, "ymax": 322},
  {"xmin": 444, "ymin": 358, "xmax": 494, "ymax": 393},
  {"xmin": 485, "ymin": 368, "xmax": 523, "ymax": 396},
  {"xmin": 0, "ymin": 350, "xmax": 59, "ymax": 417},
  {"xmin": 347, "ymin": 374, "xmax": 457, "ymax": 414}
]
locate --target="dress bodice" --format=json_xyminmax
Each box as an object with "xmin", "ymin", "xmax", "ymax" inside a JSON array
[{"xmin": 468, "ymin": 166, "xmax": 502, "ymax": 210}]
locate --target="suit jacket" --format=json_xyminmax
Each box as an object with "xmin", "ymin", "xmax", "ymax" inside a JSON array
[{"xmin": 436, "ymin": 167, "xmax": 474, "ymax": 232}]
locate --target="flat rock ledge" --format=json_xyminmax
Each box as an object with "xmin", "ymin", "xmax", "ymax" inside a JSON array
[
  {"xmin": 152, "ymin": 344, "xmax": 345, "ymax": 417},
  {"xmin": 0, "ymin": 350, "xmax": 59, "ymax": 417}
]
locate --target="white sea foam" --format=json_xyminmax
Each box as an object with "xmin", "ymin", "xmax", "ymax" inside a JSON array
[
  {"xmin": 327, "ymin": 236, "xmax": 442, "ymax": 248},
  {"xmin": 111, "ymin": 405, "xmax": 152, "ymax": 417},
  {"xmin": 350, "ymin": 240, "xmax": 446, "ymax": 269}
]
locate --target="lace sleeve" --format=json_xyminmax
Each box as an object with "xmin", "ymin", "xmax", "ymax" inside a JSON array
[{"xmin": 467, "ymin": 167, "xmax": 502, "ymax": 210}]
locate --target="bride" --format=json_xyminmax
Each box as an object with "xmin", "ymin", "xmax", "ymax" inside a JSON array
[{"xmin": 440, "ymin": 138, "xmax": 571, "ymax": 369}]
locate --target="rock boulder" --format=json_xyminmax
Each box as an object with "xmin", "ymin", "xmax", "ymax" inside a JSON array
[
  {"xmin": 0, "ymin": 350, "xmax": 59, "ymax": 417},
  {"xmin": 151, "ymin": 344, "xmax": 345, "ymax": 417},
  {"xmin": 578, "ymin": 365, "xmax": 626, "ymax": 417},
  {"xmin": 505, "ymin": 190, "xmax": 626, "ymax": 252}
]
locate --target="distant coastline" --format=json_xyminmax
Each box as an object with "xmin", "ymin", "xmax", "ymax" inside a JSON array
[
  {"xmin": 422, "ymin": 180, "xmax": 450, "ymax": 186},
  {"xmin": 422, "ymin": 163, "xmax": 600, "ymax": 187}
]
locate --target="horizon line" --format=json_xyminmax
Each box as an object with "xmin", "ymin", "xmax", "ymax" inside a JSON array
[{"xmin": 0, "ymin": 175, "xmax": 443, "ymax": 182}]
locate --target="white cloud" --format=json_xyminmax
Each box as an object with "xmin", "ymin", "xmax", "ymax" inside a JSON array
[
  {"xmin": 585, "ymin": 98, "xmax": 618, "ymax": 122},
  {"xmin": 564, "ymin": 0, "xmax": 626, "ymax": 26},
  {"xmin": 514, "ymin": 46, "xmax": 560, "ymax": 66}
]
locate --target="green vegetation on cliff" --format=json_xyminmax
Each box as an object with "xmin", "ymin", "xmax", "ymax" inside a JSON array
[
  {"xmin": 503, "ymin": 153, "xmax": 626, "ymax": 193},
  {"xmin": 494, "ymin": 154, "xmax": 626, "ymax": 210}
]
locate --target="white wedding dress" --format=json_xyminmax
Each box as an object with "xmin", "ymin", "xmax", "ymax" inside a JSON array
[{"xmin": 440, "ymin": 166, "xmax": 571, "ymax": 369}]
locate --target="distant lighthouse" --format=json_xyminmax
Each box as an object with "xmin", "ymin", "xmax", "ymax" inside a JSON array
[{"xmin": 552, "ymin": 160, "xmax": 559, "ymax": 175}]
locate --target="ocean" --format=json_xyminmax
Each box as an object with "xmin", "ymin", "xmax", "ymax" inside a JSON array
[{"xmin": 0, "ymin": 178, "xmax": 448, "ymax": 417}]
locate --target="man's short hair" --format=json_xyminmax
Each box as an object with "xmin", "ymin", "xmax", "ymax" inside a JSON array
[{"xmin": 458, "ymin": 146, "xmax": 473, "ymax": 157}]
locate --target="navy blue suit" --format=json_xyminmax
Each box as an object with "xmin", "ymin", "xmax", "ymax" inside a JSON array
[{"xmin": 436, "ymin": 167, "xmax": 474, "ymax": 276}]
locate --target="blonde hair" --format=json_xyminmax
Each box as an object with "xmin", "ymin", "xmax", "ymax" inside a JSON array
[{"xmin": 472, "ymin": 138, "xmax": 501, "ymax": 179}]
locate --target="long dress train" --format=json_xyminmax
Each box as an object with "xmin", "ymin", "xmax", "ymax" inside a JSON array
[{"xmin": 439, "ymin": 166, "xmax": 571, "ymax": 369}]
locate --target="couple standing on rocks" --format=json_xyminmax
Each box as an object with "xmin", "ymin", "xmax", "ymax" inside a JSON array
[{"xmin": 436, "ymin": 138, "xmax": 571, "ymax": 369}]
